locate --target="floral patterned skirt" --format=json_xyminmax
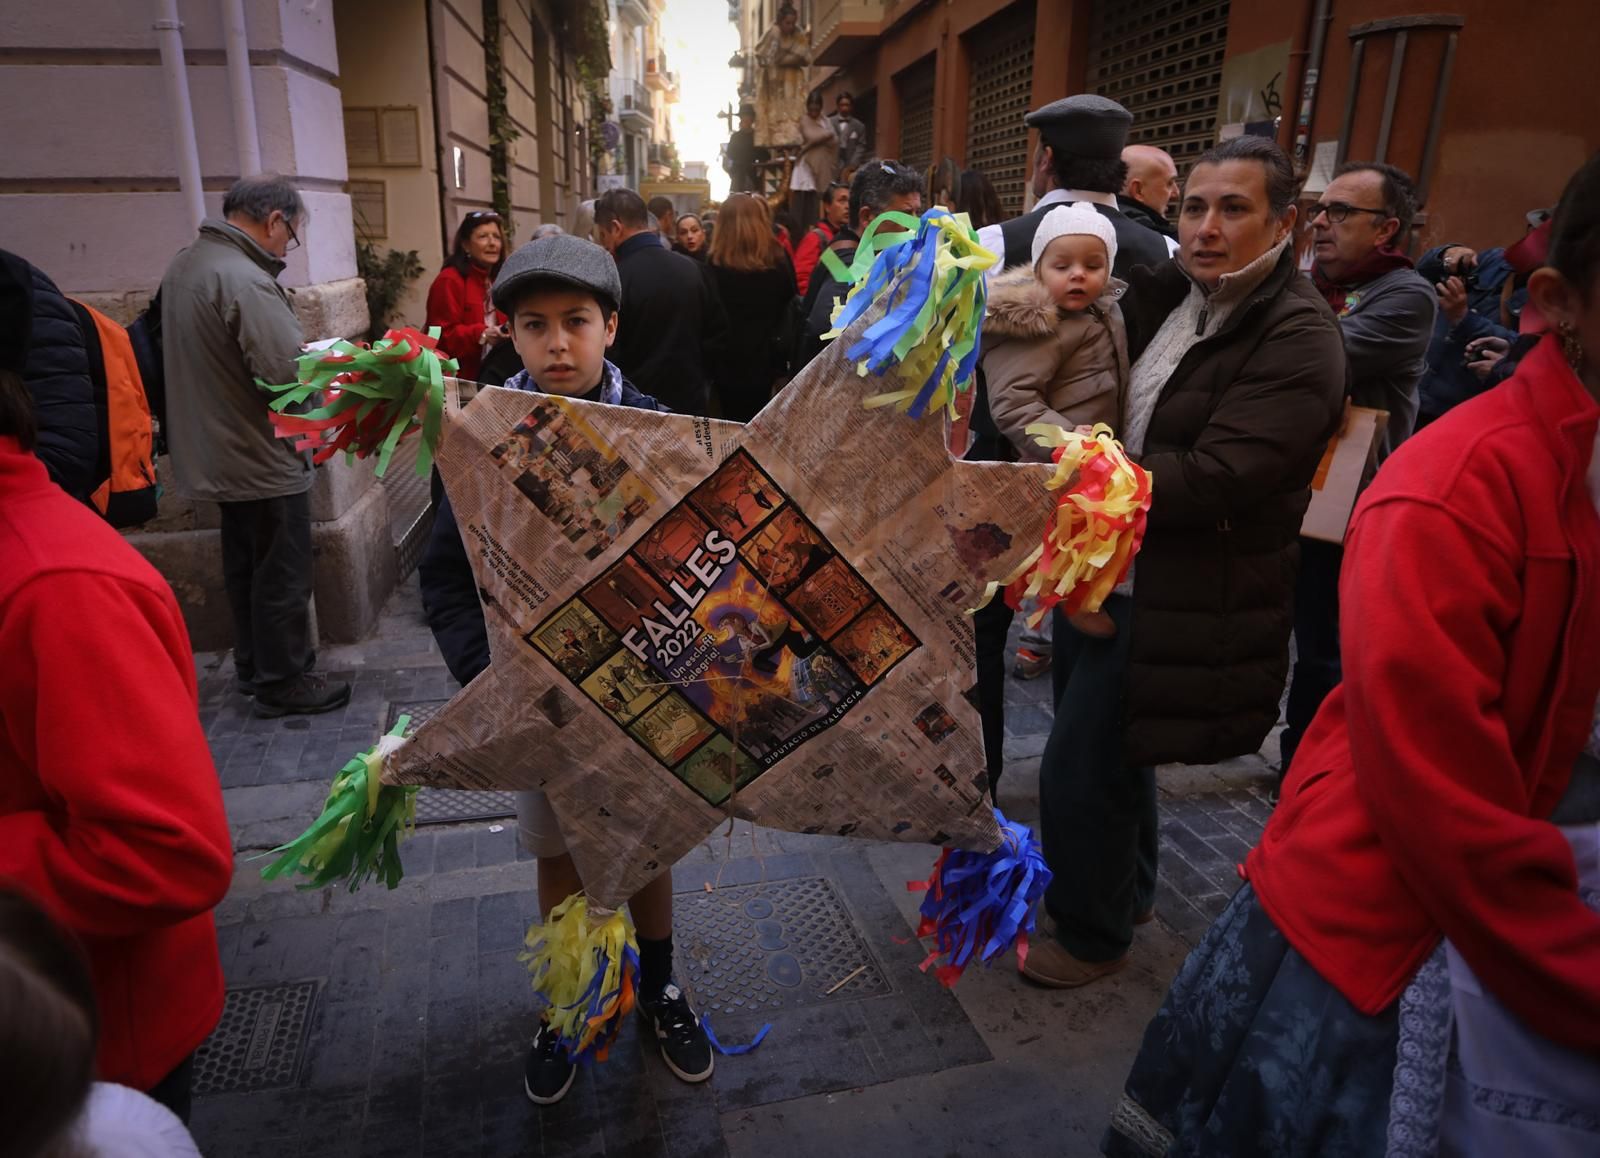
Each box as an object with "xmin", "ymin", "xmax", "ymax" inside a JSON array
[{"xmin": 1103, "ymin": 883, "xmax": 1400, "ymax": 1158}]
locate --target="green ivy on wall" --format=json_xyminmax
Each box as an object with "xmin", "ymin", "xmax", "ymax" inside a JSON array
[{"xmin": 483, "ymin": 0, "xmax": 519, "ymax": 240}]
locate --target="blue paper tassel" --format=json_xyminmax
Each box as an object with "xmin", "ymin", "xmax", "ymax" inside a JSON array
[{"xmin": 911, "ymin": 808, "xmax": 1052, "ymax": 985}]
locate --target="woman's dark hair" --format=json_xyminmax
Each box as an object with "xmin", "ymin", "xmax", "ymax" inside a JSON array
[
  {"xmin": 1193, "ymin": 136, "xmax": 1300, "ymax": 217},
  {"xmin": 0, "ymin": 369, "xmax": 35, "ymax": 449},
  {"xmin": 957, "ymin": 169, "xmax": 1003, "ymax": 229},
  {"xmin": 1549, "ymin": 151, "xmax": 1600, "ymax": 297},
  {"xmin": 0, "ymin": 890, "xmax": 99, "ymax": 1158},
  {"xmin": 444, "ymin": 210, "xmax": 506, "ymax": 277}
]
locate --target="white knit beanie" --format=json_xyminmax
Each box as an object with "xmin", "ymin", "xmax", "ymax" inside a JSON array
[{"xmin": 1031, "ymin": 202, "xmax": 1118, "ymax": 271}]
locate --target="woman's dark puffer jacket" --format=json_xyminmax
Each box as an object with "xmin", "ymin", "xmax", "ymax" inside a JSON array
[
  {"xmin": 0, "ymin": 250, "xmax": 98, "ymax": 501},
  {"xmin": 1120, "ymin": 248, "xmax": 1347, "ymax": 767}
]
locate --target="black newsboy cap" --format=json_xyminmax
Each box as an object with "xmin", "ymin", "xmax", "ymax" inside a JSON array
[{"xmin": 1023, "ymin": 94, "xmax": 1133, "ymax": 160}]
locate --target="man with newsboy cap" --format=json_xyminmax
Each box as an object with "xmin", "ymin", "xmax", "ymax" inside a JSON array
[
  {"xmin": 968, "ymin": 96, "xmax": 1173, "ymax": 754},
  {"xmin": 976, "ymin": 94, "xmax": 1170, "ymax": 279}
]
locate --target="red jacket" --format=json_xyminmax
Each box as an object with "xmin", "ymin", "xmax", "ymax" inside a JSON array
[
  {"xmin": 424, "ymin": 262, "xmax": 505, "ymax": 382},
  {"xmin": 793, "ymin": 221, "xmax": 834, "ymax": 296},
  {"xmin": 0, "ymin": 440, "xmax": 234, "ymax": 1090},
  {"xmin": 1247, "ymin": 336, "xmax": 1600, "ymax": 1053}
]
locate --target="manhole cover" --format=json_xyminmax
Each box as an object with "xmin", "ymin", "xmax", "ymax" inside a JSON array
[
  {"xmin": 387, "ymin": 699, "xmax": 518, "ymax": 826},
  {"xmin": 675, "ymin": 877, "xmax": 890, "ymax": 1015},
  {"xmin": 193, "ymin": 981, "xmax": 319, "ymax": 1096}
]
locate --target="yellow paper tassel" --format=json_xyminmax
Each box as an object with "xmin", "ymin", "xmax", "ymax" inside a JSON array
[{"xmin": 520, "ymin": 894, "xmax": 640, "ymax": 1063}]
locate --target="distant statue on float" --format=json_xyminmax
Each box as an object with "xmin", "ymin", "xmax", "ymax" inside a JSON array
[{"xmin": 754, "ymin": 3, "xmax": 810, "ymax": 147}]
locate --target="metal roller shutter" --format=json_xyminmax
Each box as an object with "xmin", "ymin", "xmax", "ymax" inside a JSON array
[
  {"xmin": 1087, "ymin": 0, "xmax": 1232, "ymax": 180},
  {"xmin": 896, "ymin": 56, "xmax": 936, "ymax": 176},
  {"xmin": 964, "ymin": 3, "xmax": 1036, "ymax": 217}
]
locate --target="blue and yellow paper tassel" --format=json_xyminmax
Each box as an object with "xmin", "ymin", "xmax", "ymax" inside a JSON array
[
  {"xmin": 521, "ymin": 895, "xmax": 640, "ymax": 1064},
  {"xmin": 819, "ymin": 207, "xmax": 997, "ymax": 420}
]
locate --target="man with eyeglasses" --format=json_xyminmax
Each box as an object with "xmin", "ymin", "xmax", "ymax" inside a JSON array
[
  {"xmin": 158, "ymin": 173, "xmax": 351, "ymax": 718},
  {"xmin": 1281, "ymin": 161, "xmax": 1436, "ymax": 785}
]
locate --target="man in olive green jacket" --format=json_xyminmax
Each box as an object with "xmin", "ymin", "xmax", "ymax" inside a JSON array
[{"xmin": 159, "ymin": 174, "xmax": 348, "ymax": 717}]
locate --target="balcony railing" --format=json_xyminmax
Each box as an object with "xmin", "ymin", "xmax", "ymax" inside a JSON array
[
  {"xmin": 813, "ymin": 0, "xmax": 890, "ymax": 66},
  {"xmin": 616, "ymin": 77, "xmax": 652, "ymax": 124},
  {"xmin": 645, "ymin": 50, "xmax": 673, "ymax": 91}
]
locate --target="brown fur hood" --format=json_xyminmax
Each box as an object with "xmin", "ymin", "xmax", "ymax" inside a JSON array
[{"xmin": 982, "ymin": 266, "xmax": 1126, "ymax": 339}]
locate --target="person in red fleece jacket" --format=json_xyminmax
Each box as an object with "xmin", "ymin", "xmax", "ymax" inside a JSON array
[
  {"xmin": 0, "ymin": 367, "xmax": 234, "ymax": 1122},
  {"xmin": 1104, "ymin": 153, "xmax": 1600, "ymax": 1156},
  {"xmin": 424, "ymin": 209, "xmax": 509, "ymax": 382}
]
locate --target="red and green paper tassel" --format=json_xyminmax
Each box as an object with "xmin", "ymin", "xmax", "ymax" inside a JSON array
[{"xmin": 257, "ymin": 326, "xmax": 455, "ymax": 477}]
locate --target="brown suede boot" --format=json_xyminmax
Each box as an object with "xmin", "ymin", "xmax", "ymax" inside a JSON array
[{"xmin": 1020, "ymin": 934, "xmax": 1129, "ymax": 989}]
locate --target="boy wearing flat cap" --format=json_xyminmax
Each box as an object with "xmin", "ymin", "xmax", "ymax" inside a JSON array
[{"xmin": 417, "ymin": 234, "xmax": 715, "ymax": 1107}]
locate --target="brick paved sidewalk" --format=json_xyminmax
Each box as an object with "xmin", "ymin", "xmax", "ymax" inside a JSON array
[{"xmin": 190, "ymin": 577, "xmax": 1277, "ymax": 1158}]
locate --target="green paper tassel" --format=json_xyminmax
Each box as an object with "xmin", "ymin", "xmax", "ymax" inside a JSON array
[
  {"xmin": 259, "ymin": 717, "xmax": 419, "ymax": 891},
  {"xmin": 257, "ymin": 326, "xmax": 456, "ymax": 478}
]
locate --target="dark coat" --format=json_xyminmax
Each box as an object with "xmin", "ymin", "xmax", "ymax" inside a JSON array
[
  {"xmin": 1115, "ymin": 195, "xmax": 1178, "ymax": 241},
  {"xmin": 999, "ymin": 200, "xmax": 1170, "ymax": 280},
  {"xmin": 418, "ymin": 371, "xmax": 666, "ymax": 686},
  {"xmin": 708, "ymin": 256, "xmax": 797, "ymax": 422},
  {"xmin": 0, "ymin": 250, "xmax": 98, "ymax": 501},
  {"xmin": 609, "ymin": 233, "xmax": 728, "ymax": 416},
  {"xmin": 1120, "ymin": 248, "xmax": 1347, "ymax": 767}
]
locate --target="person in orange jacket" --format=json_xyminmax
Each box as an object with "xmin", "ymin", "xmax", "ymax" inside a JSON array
[{"xmin": 0, "ymin": 352, "xmax": 233, "ymax": 1122}]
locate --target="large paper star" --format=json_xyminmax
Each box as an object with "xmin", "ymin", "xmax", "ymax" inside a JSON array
[{"xmin": 385, "ymin": 313, "xmax": 1052, "ymax": 908}]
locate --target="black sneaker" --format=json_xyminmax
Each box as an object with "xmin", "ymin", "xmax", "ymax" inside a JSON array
[
  {"xmin": 523, "ymin": 1021, "xmax": 576, "ymax": 1105},
  {"xmin": 639, "ymin": 983, "xmax": 714, "ymax": 1083},
  {"xmin": 252, "ymin": 673, "xmax": 352, "ymax": 718},
  {"xmin": 234, "ymin": 674, "xmax": 258, "ymax": 697}
]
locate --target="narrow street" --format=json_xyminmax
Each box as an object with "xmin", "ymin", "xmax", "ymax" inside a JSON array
[{"xmin": 190, "ymin": 576, "xmax": 1276, "ymax": 1157}]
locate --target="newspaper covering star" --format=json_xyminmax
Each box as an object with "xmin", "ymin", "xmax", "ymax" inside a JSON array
[
  {"xmin": 384, "ymin": 308, "xmax": 1053, "ymax": 909},
  {"xmin": 261, "ymin": 211, "xmax": 1151, "ymax": 1053}
]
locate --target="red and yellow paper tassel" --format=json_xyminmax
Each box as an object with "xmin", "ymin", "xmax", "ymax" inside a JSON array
[{"xmin": 981, "ymin": 423, "xmax": 1152, "ymax": 625}]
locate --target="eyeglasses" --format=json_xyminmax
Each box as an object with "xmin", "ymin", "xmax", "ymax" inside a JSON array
[
  {"xmin": 1311, "ymin": 202, "xmax": 1392, "ymax": 225},
  {"xmin": 281, "ymin": 214, "xmax": 301, "ymax": 252},
  {"xmin": 464, "ymin": 210, "xmax": 502, "ymax": 221}
]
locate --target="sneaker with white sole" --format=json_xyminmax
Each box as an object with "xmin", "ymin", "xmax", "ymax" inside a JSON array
[
  {"xmin": 638, "ymin": 983, "xmax": 714, "ymax": 1083},
  {"xmin": 523, "ymin": 1021, "xmax": 576, "ymax": 1105}
]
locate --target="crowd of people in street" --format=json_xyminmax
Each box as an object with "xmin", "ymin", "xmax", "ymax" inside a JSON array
[{"xmin": 1, "ymin": 47, "xmax": 1598, "ymax": 1152}]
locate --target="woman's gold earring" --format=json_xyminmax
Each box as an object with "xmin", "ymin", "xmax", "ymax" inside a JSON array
[{"xmin": 1560, "ymin": 321, "xmax": 1585, "ymax": 371}]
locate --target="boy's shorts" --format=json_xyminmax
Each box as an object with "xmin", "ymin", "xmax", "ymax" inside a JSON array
[{"xmin": 515, "ymin": 790, "xmax": 569, "ymax": 858}]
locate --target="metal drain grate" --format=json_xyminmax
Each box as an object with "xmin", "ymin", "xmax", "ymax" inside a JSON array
[
  {"xmin": 386, "ymin": 698, "xmax": 450, "ymax": 731},
  {"xmin": 415, "ymin": 788, "xmax": 518, "ymax": 825},
  {"xmin": 193, "ymin": 981, "xmax": 319, "ymax": 1096},
  {"xmin": 388, "ymin": 699, "xmax": 518, "ymax": 826},
  {"xmin": 675, "ymin": 877, "xmax": 890, "ymax": 1015}
]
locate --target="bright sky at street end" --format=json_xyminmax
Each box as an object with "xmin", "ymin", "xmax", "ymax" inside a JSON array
[{"xmin": 659, "ymin": 0, "xmax": 740, "ymax": 200}]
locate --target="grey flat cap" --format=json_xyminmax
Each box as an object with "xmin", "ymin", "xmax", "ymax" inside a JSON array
[
  {"xmin": 1023, "ymin": 94, "xmax": 1133, "ymax": 160},
  {"xmin": 492, "ymin": 233, "xmax": 622, "ymax": 314}
]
